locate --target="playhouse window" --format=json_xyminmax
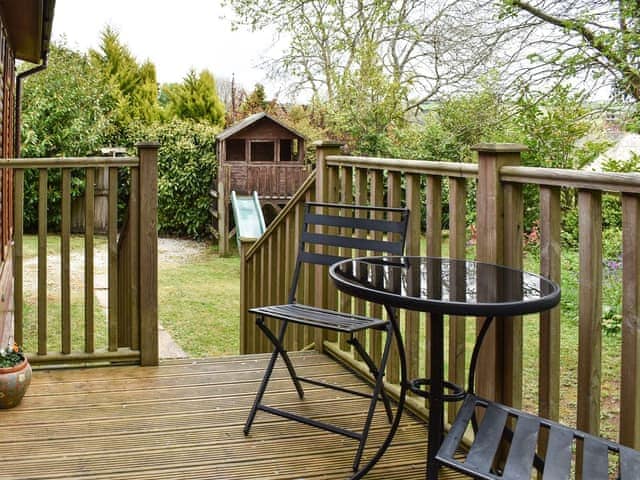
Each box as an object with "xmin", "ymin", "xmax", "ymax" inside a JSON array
[
  {"xmin": 280, "ymin": 139, "xmax": 293, "ymax": 161},
  {"xmin": 251, "ymin": 141, "xmax": 275, "ymax": 162},
  {"xmin": 227, "ymin": 140, "xmax": 245, "ymax": 162}
]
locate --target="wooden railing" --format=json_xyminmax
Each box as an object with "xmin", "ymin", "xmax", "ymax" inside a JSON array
[
  {"xmin": 240, "ymin": 140, "xmax": 640, "ymax": 450},
  {"xmin": 4, "ymin": 142, "xmax": 159, "ymax": 367}
]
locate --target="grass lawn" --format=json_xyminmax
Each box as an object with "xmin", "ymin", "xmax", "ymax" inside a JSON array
[{"xmin": 159, "ymin": 247, "xmax": 240, "ymax": 357}]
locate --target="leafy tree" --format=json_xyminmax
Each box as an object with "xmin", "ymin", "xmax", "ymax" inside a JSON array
[
  {"xmin": 328, "ymin": 44, "xmax": 406, "ymax": 155},
  {"xmin": 89, "ymin": 26, "xmax": 160, "ymax": 130},
  {"xmin": 20, "ymin": 42, "xmax": 120, "ymax": 231},
  {"xmin": 501, "ymin": 1, "xmax": 640, "ymax": 105},
  {"xmin": 162, "ymin": 69, "xmax": 226, "ymax": 127},
  {"xmin": 21, "ymin": 42, "xmax": 117, "ymax": 157},
  {"xmin": 239, "ymin": 83, "xmax": 269, "ymax": 116},
  {"xmin": 225, "ymin": 0, "xmax": 502, "ymax": 111}
]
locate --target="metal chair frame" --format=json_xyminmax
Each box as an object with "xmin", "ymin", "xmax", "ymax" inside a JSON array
[
  {"xmin": 244, "ymin": 202, "xmax": 409, "ymax": 472},
  {"xmin": 437, "ymin": 393, "xmax": 640, "ymax": 479}
]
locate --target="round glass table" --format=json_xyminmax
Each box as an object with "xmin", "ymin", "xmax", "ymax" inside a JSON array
[{"xmin": 330, "ymin": 256, "xmax": 561, "ymax": 479}]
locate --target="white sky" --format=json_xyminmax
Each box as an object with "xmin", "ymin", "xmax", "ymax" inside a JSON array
[{"xmin": 51, "ymin": 0, "xmax": 277, "ymax": 95}]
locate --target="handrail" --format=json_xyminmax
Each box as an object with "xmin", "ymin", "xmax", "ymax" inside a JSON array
[
  {"xmin": 501, "ymin": 164, "xmax": 640, "ymax": 193},
  {"xmin": 327, "ymin": 155, "xmax": 478, "ymax": 178},
  {"xmin": 0, "ymin": 157, "xmax": 139, "ymax": 168}
]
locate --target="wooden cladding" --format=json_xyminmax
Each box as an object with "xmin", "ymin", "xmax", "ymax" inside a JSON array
[
  {"xmin": 241, "ymin": 142, "xmax": 640, "ymax": 451},
  {"xmin": 6, "ymin": 146, "xmax": 159, "ymax": 367}
]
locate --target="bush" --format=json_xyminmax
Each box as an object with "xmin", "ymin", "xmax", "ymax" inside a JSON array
[{"xmin": 131, "ymin": 120, "xmax": 219, "ymax": 239}]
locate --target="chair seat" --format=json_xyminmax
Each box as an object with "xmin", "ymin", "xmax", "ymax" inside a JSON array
[
  {"xmin": 437, "ymin": 394, "xmax": 640, "ymax": 479},
  {"xmin": 250, "ymin": 303, "xmax": 388, "ymax": 333}
]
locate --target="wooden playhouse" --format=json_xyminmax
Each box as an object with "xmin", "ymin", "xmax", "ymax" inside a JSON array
[{"xmin": 214, "ymin": 112, "xmax": 309, "ymax": 254}]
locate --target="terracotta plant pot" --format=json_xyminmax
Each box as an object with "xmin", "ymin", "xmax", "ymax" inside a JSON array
[{"xmin": 0, "ymin": 358, "xmax": 32, "ymax": 408}]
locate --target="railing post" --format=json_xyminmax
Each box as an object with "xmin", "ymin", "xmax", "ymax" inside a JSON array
[
  {"xmin": 621, "ymin": 193, "xmax": 640, "ymax": 448},
  {"xmin": 137, "ymin": 142, "xmax": 160, "ymax": 366},
  {"xmin": 313, "ymin": 140, "xmax": 343, "ymax": 353},
  {"xmin": 473, "ymin": 143, "xmax": 527, "ymax": 405}
]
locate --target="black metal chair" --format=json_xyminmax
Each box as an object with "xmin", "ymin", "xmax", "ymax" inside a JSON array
[
  {"xmin": 437, "ymin": 393, "xmax": 640, "ymax": 479},
  {"xmin": 244, "ymin": 202, "xmax": 409, "ymax": 472}
]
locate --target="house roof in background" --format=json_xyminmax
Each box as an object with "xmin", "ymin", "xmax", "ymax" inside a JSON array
[
  {"xmin": 0, "ymin": 0, "xmax": 56, "ymax": 63},
  {"xmin": 586, "ymin": 132, "xmax": 640, "ymax": 171},
  {"xmin": 216, "ymin": 112, "xmax": 307, "ymax": 141}
]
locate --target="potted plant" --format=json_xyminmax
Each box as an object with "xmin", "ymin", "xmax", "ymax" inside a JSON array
[{"xmin": 0, "ymin": 342, "xmax": 31, "ymax": 408}]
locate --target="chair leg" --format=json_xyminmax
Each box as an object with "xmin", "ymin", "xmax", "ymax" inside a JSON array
[
  {"xmin": 352, "ymin": 324, "xmax": 394, "ymax": 471},
  {"xmin": 244, "ymin": 318, "xmax": 304, "ymax": 436},
  {"xmin": 256, "ymin": 318, "xmax": 305, "ymax": 398},
  {"xmin": 348, "ymin": 330, "xmax": 394, "ymax": 423}
]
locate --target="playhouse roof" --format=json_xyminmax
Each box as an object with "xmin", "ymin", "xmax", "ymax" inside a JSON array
[{"xmin": 216, "ymin": 112, "xmax": 306, "ymax": 141}]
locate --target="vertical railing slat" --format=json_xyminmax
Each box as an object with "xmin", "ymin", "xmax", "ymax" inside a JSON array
[
  {"xmin": 577, "ymin": 189, "xmax": 603, "ymax": 435},
  {"xmin": 339, "ymin": 166, "xmax": 354, "ymax": 353},
  {"xmin": 108, "ymin": 167, "xmax": 118, "ymax": 352},
  {"xmin": 539, "ymin": 186, "xmax": 562, "ymax": 421},
  {"xmin": 13, "ymin": 168, "xmax": 24, "ymax": 345},
  {"xmin": 61, "ymin": 168, "xmax": 71, "ymax": 354},
  {"xmin": 386, "ymin": 170, "xmax": 402, "ymax": 384},
  {"xmin": 404, "ymin": 174, "xmax": 422, "ymax": 383},
  {"xmin": 424, "ymin": 176, "xmax": 442, "ymax": 380},
  {"xmin": 369, "ymin": 169, "xmax": 384, "ymax": 363},
  {"xmin": 353, "ymin": 167, "xmax": 368, "ymax": 362},
  {"xmin": 448, "ymin": 176, "xmax": 467, "ymax": 421},
  {"xmin": 325, "ymin": 165, "xmax": 340, "ymax": 344},
  {"xmin": 129, "ymin": 167, "xmax": 140, "ymax": 350},
  {"xmin": 37, "ymin": 169, "xmax": 47, "ymax": 356},
  {"xmin": 84, "ymin": 168, "xmax": 95, "ymax": 353},
  {"xmin": 620, "ymin": 193, "xmax": 640, "ymax": 448},
  {"xmin": 502, "ymin": 182, "xmax": 524, "ymax": 408}
]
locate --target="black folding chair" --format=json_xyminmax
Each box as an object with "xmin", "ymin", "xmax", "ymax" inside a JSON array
[
  {"xmin": 244, "ymin": 202, "xmax": 409, "ymax": 471},
  {"xmin": 437, "ymin": 394, "xmax": 640, "ymax": 479}
]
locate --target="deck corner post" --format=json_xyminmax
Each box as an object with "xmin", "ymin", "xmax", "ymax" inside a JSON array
[
  {"xmin": 137, "ymin": 141, "xmax": 160, "ymax": 366},
  {"xmin": 472, "ymin": 143, "xmax": 526, "ymax": 404},
  {"xmin": 313, "ymin": 141, "xmax": 344, "ymax": 353}
]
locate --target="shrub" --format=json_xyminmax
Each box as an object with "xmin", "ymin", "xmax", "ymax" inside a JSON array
[{"xmin": 131, "ymin": 120, "xmax": 219, "ymax": 239}]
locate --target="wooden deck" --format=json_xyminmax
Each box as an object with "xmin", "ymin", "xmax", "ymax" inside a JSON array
[{"xmin": 2, "ymin": 352, "xmax": 464, "ymax": 479}]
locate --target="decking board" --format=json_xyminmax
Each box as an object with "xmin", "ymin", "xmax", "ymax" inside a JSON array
[{"xmin": 1, "ymin": 352, "xmax": 464, "ymax": 479}]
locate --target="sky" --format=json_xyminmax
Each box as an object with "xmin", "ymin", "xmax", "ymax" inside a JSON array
[{"xmin": 51, "ymin": 0, "xmax": 277, "ymax": 95}]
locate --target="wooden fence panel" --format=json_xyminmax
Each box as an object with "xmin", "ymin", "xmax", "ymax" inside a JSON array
[
  {"xmin": 2, "ymin": 151, "xmax": 153, "ymax": 367},
  {"xmin": 239, "ymin": 145, "xmax": 640, "ymax": 446}
]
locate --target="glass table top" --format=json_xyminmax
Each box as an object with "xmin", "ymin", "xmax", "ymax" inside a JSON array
[{"xmin": 330, "ymin": 256, "xmax": 561, "ymax": 317}]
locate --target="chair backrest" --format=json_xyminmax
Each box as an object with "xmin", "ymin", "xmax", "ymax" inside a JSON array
[{"xmin": 289, "ymin": 202, "xmax": 410, "ymax": 303}]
